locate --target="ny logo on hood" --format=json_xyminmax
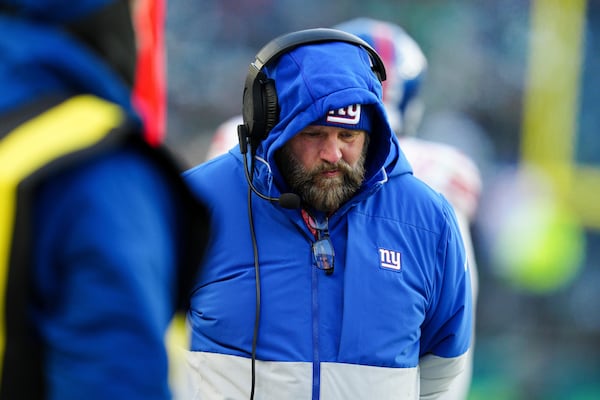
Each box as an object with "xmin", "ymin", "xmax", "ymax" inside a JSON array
[{"xmin": 326, "ymin": 104, "xmax": 361, "ymax": 125}]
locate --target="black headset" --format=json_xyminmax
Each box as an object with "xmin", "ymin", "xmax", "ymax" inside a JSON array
[{"xmin": 237, "ymin": 28, "xmax": 387, "ymax": 155}]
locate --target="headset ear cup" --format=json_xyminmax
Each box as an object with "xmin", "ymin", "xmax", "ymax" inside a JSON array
[{"xmin": 262, "ymin": 79, "xmax": 278, "ymax": 137}]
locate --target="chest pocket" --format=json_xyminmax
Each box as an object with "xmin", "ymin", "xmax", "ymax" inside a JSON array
[{"xmin": 336, "ymin": 213, "xmax": 435, "ymax": 367}]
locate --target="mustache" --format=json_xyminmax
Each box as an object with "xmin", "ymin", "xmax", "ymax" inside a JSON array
[
  {"xmin": 312, "ymin": 160, "xmax": 353, "ymax": 175},
  {"xmin": 275, "ymin": 144, "xmax": 367, "ymax": 212}
]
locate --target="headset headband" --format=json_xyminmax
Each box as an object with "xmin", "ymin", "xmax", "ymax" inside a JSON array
[{"xmin": 252, "ymin": 28, "xmax": 387, "ymax": 81}]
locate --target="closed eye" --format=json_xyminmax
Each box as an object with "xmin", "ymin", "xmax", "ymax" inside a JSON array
[
  {"xmin": 301, "ymin": 130, "xmax": 325, "ymax": 138},
  {"xmin": 339, "ymin": 130, "xmax": 364, "ymax": 142}
]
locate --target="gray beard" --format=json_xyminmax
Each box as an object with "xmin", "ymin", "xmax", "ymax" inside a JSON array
[{"xmin": 276, "ymin": 146, "xmax": 367, "ymax": 213}]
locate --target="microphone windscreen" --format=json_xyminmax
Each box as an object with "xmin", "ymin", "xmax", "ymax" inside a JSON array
[{"xmin": 279, "ymin": 193, "xmax": 301, "ymax": 209}]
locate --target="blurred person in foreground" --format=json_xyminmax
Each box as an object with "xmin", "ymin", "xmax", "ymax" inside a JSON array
[
  {"xmin": 184, "ymin": 27, "xmax": 472, "ymax": 399},
  {"xmin": 0, "ymin": 0, "xmax": 209, "ymax": 398},
  {"xmin": 205, "ymin": 19, "xmax": 482, "ymax": 399}
]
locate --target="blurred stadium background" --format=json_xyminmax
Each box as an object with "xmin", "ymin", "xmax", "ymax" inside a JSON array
[{"xmin": 164, "ymin": 1, "xmax": 600, "ymax": 398}]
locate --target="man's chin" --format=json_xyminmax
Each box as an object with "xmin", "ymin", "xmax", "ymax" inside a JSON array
[{"xmin": 314, "ymin": 175, "xmax": 344, "ymax": 189}]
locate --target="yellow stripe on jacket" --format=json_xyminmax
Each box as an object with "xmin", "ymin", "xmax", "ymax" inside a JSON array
[{"xmin": 0, "ymin": 95, "xmax": 125, "ymax": 379}]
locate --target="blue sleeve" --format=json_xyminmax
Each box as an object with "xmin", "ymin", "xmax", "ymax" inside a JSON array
[
  {"xmin": 420, "ymin": 199, "xmax": 473, "ymax": 358},
  {"xmin": 32, "ymin": 147, "xmax": 181, "ymax": 400}
]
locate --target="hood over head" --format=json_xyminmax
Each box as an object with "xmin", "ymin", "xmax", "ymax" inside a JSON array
[
  {"xmin": 0, "ymin": 0, "xmax": 137, "ymax": 119},
  {"xmin": 253, "ymin": 38, "xmax": 410, "ymax": 196}
]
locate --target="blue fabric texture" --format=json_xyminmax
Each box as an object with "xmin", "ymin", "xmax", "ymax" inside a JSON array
[{"xmin": 0, "ymin": 14, "xmax": 134, "ymax": 116}]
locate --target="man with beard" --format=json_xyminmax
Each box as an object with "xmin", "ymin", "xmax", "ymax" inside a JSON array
[{"xmin": 182, "ymin": 28, "xmax": 472, "ymax": 399}]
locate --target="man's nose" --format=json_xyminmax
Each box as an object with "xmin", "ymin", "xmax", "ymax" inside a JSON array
[{"xmin": 319, "ymin": 136, "xmax": 343, "ymax": 164}]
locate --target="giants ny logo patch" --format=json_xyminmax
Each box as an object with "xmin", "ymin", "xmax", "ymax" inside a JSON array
[
  {"xmin": 378, "ymin": 248, "xmax": 401, "ymax": 271},
  {"xmin": 326, "ymin": 104, "xmax": 361, "ymax": 125}
]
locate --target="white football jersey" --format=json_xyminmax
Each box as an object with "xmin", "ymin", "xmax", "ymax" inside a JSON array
[
  {"xmin": 399, "ymin": 136, "xmax": 481, "ymax": 222},
  {"xmin": 205, "ymin": 115, "xmax": 243, "ymax": 161}
]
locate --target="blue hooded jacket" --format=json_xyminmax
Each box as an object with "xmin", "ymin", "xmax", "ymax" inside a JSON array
[
  {"xmin": 0, "ymin": 1, "xmax": 207, "ymax": 399},
  {"xmin": 184, "ymin": 39, "xmax": 472, "ymax": 399}
]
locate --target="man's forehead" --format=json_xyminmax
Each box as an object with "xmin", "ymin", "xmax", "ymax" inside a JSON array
[{"xmin": 300, "ymin": 125, "xmax": 366, "ymax": 133}]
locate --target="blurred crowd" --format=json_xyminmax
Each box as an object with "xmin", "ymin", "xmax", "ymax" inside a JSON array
[{"xmin": 164, "ymin": 1, "xmax": 600, "ymax": 399}]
